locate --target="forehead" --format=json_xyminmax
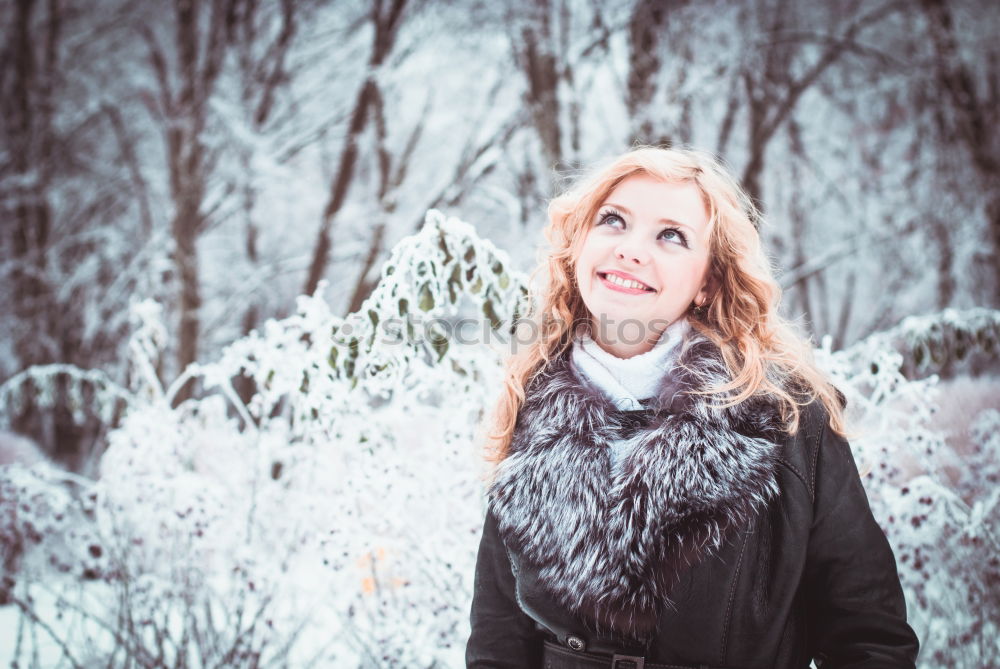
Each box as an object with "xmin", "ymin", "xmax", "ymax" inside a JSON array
[{"xmin": 603, "ymin": 174, "xmax": 710, "ymax": 229}]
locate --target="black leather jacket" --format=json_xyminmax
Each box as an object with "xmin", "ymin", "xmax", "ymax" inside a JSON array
[{"xmin": 466, "ymin": 400, "xmax": 919, "ymax": 668}]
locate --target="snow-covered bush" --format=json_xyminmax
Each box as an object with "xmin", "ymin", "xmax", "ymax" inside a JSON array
[
  {"xmin": 0, "ymin": 210, "xmax": 528, "ymax": 667},
  {"xmin": 1, "ymin": 211, "xmax": 998, "ymax": 667},
  {"xmin": 818, "ymin": 314, "xmax": 1000, "ymax": 666}
]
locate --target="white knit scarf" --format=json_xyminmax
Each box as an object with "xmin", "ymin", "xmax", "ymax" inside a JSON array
[
  {"xmin": 570, "ymin": 318, "xmax": 691, "ymax": 466},
  {"xmin": 571, "ymin": 318, "xmax": 691, "ymax": 410}
]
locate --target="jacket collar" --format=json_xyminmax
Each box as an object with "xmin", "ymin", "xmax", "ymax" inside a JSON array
[{"xmin": 487, "ymin": 330, "xmax": 788, "ymax": 642}]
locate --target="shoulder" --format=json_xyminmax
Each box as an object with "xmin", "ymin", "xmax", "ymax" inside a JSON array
[{"xmin": 772, "ymin": 397, "xmax": 835, "ymax": 504}]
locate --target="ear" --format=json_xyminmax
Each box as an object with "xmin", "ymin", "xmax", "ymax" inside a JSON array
[{"xmin": 695, "ymin": 269, "xmax": 717, "ymax": 307}]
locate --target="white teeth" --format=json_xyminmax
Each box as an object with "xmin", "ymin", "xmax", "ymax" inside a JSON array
[{"xmin": 604, "ymin": 273, "xmax": 649, "ymax": 291}]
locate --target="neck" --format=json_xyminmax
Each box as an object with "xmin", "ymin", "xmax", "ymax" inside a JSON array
[
  {"xmin": 589, "ymin": 319, "xmax": 687, "ymax": 359},
  {"xmin": 592, "ymin": 338, "xmax": 654, "ymax": 359},
  {"xmin": 572, "ymin": 319, "xmax": 691, "ymax": 408}
]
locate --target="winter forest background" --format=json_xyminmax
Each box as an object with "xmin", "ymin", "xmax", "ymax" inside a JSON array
[{"xmin": 1, "ymin": 0, "xmax": 999, "ymax": 666}]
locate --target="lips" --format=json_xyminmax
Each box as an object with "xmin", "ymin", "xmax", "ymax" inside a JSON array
[{"xmin": 597, "ymin": 271, "xmax": 656, "ymax": 293}]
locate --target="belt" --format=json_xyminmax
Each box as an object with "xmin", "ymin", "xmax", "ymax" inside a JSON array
[{"xmin": 542, "ymin": 639, "xmax": 718, "ymax": 669}]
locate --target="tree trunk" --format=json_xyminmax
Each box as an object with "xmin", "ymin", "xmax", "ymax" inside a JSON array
[
  {"xmin": 832, "ymin": 269, "xmax": 856, "ymax": 351},
  {"xmin": 920, "ymin": 0, "xmax": 1000, "ymax": 305},
  {"xmin": 302, "ymin": 0, "xmax": 407, "ymax": 299},
  {"xmin": 626, "ymin": 0, "xmax": 670, "ymax": 145},
  {"xmin": 1, "ymin": 0, "xmax": 99, "ymax": 467},
  {"xmin": 163, "ymin": 0, "xmax": 231, "ymax": 403},
  {"xmin": 171, "ymin": 199, "xmax": 203, "ymax": 403},
  {"xmin": 5, "ymin": 0, "xmax": 56, "ymax": 370},
  {"xmin": 347, "ymin": 222, "xmax": 387, "ymax": 314},
  {"xmin": 513, "ymin": 0, "xmax": 561, "ymax": 177},
  {"xmin": 302, "ymin": 77, "xmax": 376, "ymax": 298}
]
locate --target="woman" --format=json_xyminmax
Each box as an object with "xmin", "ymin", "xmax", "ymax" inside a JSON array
[{"xmin": 465, "ymin": 147, "xmax": 919, "ymax": 668}]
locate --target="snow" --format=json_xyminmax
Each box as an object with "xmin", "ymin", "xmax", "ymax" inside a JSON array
[
  {"xmin": 2, "ymin": 1, "xmax": 999, "ymax": 665},
  {"xmin": 3, "ymin": 213, "xmax": 998, "ymax": 666}
]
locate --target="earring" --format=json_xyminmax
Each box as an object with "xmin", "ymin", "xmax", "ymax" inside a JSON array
[{"xmin": 691, "ymin": 302, "xmax": 706, "ymax": 317}]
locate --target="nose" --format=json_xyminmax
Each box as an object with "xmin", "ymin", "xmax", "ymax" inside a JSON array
[{"xmin": 614, "ymin": 237, "xmax": 650, "ymax": 265}]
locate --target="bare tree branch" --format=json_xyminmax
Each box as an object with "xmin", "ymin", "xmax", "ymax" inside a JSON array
[
  {"xmin": 411, "ymin": 106, "xmax": 528, "ymax": 234},
  {"xmin": 761, "ymin": 2, "xmax": 903, "ymax": 144},
  {"xmin": 254, "ymin": 0, "xmax": 297, "ymax": 127},
  {"xmin": 137, "ymin": 25, "xmax": 173, "ymax": 118},
  {"xmin": 301, "ymin": 0, "xmax": 409, "ymax": 298},
  {"xmin": 102, "ymin": 104, "xmax": 155, "ymax": 240},
  {"xmin": 741, "ymin": 0, "xmax": 903, "ymax": 205}
]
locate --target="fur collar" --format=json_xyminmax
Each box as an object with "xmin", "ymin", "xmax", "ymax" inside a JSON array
[{"xmin": 487, "ymin": 331, "xmax": 789, "ymax": 642}]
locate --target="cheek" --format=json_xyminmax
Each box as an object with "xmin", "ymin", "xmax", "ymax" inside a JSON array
[
  {"xmin": 572, "ymin": 261, "xmax": 589, "ymax": 296},
  {"xmin": 658, "ymin": 258, "xmax": 709, "ymax": 293},
  {"xmin": 573, "ymin": 253, "xmax": 588, "ymax": 281},
  {"xmin": 575, "ymin": 242, "xmax": 599, "ymax": 276}
]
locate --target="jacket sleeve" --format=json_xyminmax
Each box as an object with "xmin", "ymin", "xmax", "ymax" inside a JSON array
[
  {"xmin": 466, "ymin": 508, "xmax": 543, "ymax": 669},
  {"xmin": 804, "ymin": 417, "xmax": 920, "ymax": 668}
]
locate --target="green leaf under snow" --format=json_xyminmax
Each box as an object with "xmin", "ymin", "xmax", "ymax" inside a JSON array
[
  {"xmin": 483, "ymin": 299, "xmax": 502, "ymax": 330},
  {"xmin": 419, "ymin": 284, "xmax": 435, "ymax": 311},
  {"xmin": 448, "ymin": 265, "xmax": 462, "ymax": 303},
  {"xmin": 438, "ymin": 231, "xmax": 454, "ymax": 265},
  {"xmin": 431, "ymin": 335, "xmax": 449, "ymax": 362}
]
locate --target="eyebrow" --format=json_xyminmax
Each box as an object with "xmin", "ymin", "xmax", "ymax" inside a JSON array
[{"xmin": 602, "ymin": 202, "xmax": 700, "ymax": 235}]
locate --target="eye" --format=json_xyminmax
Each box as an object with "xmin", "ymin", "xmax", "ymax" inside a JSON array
[
  {"xmin": 658, "ymin": 227, "xmax": 689, "ymax": 248},
  {"xmin": 596, "ymin": 209, "xmax": 625, "ymax": 229}
]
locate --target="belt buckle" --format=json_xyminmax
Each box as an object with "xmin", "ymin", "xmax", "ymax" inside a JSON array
[{"xmin": 611, "ymin": 654, "xmax": 645, "ymax": 669}]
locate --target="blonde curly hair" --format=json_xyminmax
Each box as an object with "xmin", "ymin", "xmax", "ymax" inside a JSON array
[{"xmin": 484, "ymin": 146, "xmax": 846, "ymax": 464}]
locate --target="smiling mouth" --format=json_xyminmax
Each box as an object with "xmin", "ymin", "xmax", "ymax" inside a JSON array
[{"xmin": 597, "ymin": 272, "xmax": 656, "ymax": 293}]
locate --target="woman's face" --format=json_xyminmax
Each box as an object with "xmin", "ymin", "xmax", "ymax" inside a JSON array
[{"xmin": 573, "ymin": 174, "xmax": 713, "ymax": 357}]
